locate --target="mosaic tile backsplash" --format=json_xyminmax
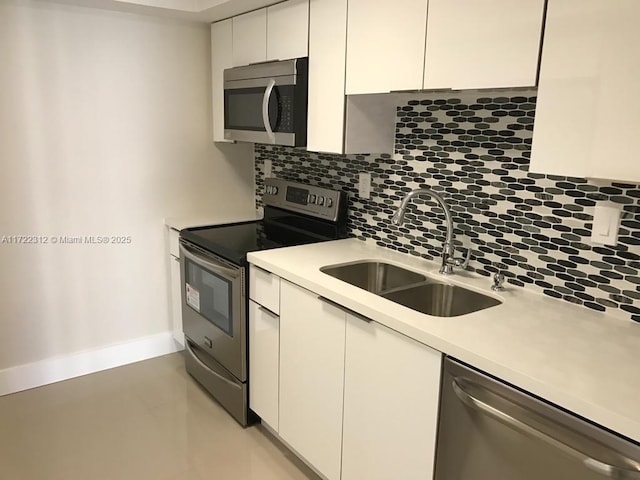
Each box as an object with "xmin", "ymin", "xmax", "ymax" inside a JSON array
[{"xmin": 255, "ymin": 89, "xmax": 640, "ymax": 323}]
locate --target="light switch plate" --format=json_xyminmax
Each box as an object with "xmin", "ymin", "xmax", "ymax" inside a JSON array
[
  {"xmin": 358, "ymin": 172, "xmax": 371, "ymax": 199},
  {"xmin": 590, "ymin": 204, "xmax": 622, "ymax": 246}
]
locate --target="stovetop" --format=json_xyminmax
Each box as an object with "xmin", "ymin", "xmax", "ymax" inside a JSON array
[{"xmin": 180, "ymin": 178, "xmax": 349, "ymax": 266}]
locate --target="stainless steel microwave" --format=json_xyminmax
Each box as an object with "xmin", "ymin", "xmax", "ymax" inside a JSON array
[{"xmin": 223, "ymin": 57, "xmax": 308, "ymax": 147}]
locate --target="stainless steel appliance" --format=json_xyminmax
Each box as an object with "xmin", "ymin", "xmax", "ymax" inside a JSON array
[
  {"xmin": 223, "ymin": 58, "xmax": 308, "ymax": 146},
  {"xmin": 179, "ymin": 178, "xmax": 347, "ymax": 426},
  {"xmin": 435, "ymin": 357, "xmax": 640, "ymax": 479}
]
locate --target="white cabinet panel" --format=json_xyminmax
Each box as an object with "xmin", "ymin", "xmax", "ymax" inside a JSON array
[
  {"xmin": 168, "ymin": 227, "xmax": 180, "ymax": 258},
  {"xmin": 232, "ymin": 8, "xmax": 267, "ymax": 66},
  {"xmin": 345, "ymin": 0, "xmax": 428, "ymax": 95},
  {"xmin": 307, "ymin": 0, "xmax": 348, "ymax": 153},
  {"xmin": 279, "ymin": 281, "xmax": 345, "ymax": 480},
  {"xmin": 249, "ymin": 265, "xmax": 280, "ymax": 314},
  {"xmin": 211, "ymin": 20, "xmax": 234, "ymax": 143},
  {"xmin": 341, "ymin": 314, "xmax": 441, "ymax": 480},
  {"xmin": 249, "ymin": 300, "xmax": 279, "ymax": 430},
  {"xmin": 530, "ymin": 0, "xmax": 640, "ymax": 182},
  {"xmin": 267, "ymin": 0, "xmax": 309, "ymax": 61},
  {"xmin": 424, "ymin": 0, "xmax": 544, "ymax": 89},
  {"xmin": 170, "ymin": 255, "xmax": 183, "ymax": 345}
]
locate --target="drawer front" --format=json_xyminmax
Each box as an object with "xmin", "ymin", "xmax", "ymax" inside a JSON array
[{"xmin": 249, "ymin": 265, "xmax": 280, "ymax": 314}]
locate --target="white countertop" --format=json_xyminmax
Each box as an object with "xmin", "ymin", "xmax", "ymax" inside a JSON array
[
  {"xmin": 248, "ymin": 238, "xmax": 640, "ymax": 443},
  {"xmin": 164, "ymin": 212, "xmax": 259, "ymax": 231}
]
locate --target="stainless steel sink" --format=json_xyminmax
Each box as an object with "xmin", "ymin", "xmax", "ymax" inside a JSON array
[
  {"xmin": 321, "ymin": 260, "xmax": 501, "ymax": 317},
  {"xmin": 320, "ymin": 261, "xmax": 426, "ymax": 294},
  {"xmin": 381, "ymin": 283, "xmax": 501, "ymax": 317}
]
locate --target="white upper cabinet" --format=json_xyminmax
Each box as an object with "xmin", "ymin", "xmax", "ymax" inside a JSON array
[
  {"xmin": 345, "ymin": 0, "xmax": 428, "ymax": 95},
  {"xmin": 307, "ymin": 0, "xmax": 396, "ymax": 154},
  {"xmin": 232, "ymin": 8, "xmax": 267, "ymax": 66},
  {"xmin": 266, "ymin": 0, "xmax": 309, "ymax": 61},
  {"xmin": 530, "ymin": 0, "xmax": 640, "ymax": 182},
  {"xmin": 211, "ymin": 19, "xmax": 233, "ymax": 142},
  {"xmin": 424, "ymin": 0, "xmax": 545, "ymax": 89},
  {"xmin": 307, "ymin": 0, "xmax": 348, "ymax": 153},
  {"xmin": 231, "ymin": 0, "xmax": 309, "ymax": 67}
]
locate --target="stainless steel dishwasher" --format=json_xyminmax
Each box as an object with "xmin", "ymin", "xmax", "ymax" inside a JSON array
[{"xmin": 435, "ymin": 357, "xmax": 640, "ymax": 480}]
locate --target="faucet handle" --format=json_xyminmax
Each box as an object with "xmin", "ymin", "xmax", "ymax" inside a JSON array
[
  {"xmin": 491, "ymin": 272, "xmax": 506, "ymax": 292},
  {"xmin": 448, "ymin": 246, "xmax": 472, "ymax": 270}
]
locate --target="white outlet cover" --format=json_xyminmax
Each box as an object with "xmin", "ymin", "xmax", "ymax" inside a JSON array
[
  {"xmin": 358, "ymin": 173, "xmax": 371, "ymax": 199},
  {"xmin": 591, "ymin": 204, "xmax": 622, "ymax": 246},
  {"xmin": 264, "ymin": 159, "xmax": 273, "ymax": 178}
]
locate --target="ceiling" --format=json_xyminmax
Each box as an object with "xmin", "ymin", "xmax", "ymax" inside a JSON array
[{"xmin": 38, "ymin": 0, "xmax": 284, "ymax": 23}]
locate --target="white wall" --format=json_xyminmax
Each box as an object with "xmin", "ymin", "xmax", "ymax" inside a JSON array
[{"xmin": 0, "ymin": 1, "xmax": 255, "ymax": 372}]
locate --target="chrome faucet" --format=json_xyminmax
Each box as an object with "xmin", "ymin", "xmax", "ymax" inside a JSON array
[{"xmin": 391, "ymin": 188, "xmax": 470, "ymax": 275}]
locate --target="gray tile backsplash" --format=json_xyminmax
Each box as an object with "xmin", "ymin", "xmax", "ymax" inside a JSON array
[{"xmin": 255, "ymin": 89, "xmax": 640, "ymax": 323}]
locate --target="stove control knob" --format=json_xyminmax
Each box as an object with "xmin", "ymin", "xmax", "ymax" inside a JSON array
[
  {"xmin": 309, "ymin": 194, "xmax": 316, "ymax": 203},
  {"xmin": 272, "ymin": 186, "xmax": 278, "ymax": 195},
  {"xmin": 317, "ymin": 196, "xmax": 325, "ymax": 206},
  {"xmin": 326, "ymin": 197, "xmax": 333, "ymax": 208},
  {"xmin": 266, "ymin": 186, "xmax": 272, "ymax": 194}
]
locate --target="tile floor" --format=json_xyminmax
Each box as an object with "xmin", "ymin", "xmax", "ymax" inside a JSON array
[{"xmin": 0, "ymin": 353, "xmax": 319, "ymax": 480}]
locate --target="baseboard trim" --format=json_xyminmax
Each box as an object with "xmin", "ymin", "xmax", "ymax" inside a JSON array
[{"xmin": 0, "ymin": 332, "xmax": 184, "ymax": 397}]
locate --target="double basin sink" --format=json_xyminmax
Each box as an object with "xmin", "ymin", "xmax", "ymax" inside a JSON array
[{"xmin": 320, "ymin": 261, "xmax": 501, "ymax": 317}]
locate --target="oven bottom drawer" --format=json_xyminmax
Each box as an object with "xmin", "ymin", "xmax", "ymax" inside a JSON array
[{"xmin": 184, "ymin": 339, "xmax": 249, "ymax": 426}]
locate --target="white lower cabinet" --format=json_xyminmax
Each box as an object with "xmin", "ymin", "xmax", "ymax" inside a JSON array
[
  {"xmin": 279, "ymin": 280, "xmax": 346, "ymax": 480},
  {"xmin": 167, "ymin": 227, "xmax": 184, "ymax": 346},
  {"xmin": 341, "ymin": 314, "xmax": 442, "ymax": 480},
  {"xmin": 274, "ymin": 277, "xmax": 442, "ymax": 480},
  {"xmin": 249, "ymin": 299, "xmax": 280, "ymax": 431}
]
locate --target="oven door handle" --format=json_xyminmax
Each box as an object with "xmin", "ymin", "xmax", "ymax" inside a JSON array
[
  {"xmin": 262, "ymin": 78, "xmax": 276, "ymax": 144},
  {"xmin": 185, "ymin": 342, "xmax": 242, "ymax": 391},
  {"xmin": 180, "ymin": 242, "xmax": 240, "ymax": 280},
  {"xmin": 452, "ymin": 377, "xmax": 640, "ymax": 479}
]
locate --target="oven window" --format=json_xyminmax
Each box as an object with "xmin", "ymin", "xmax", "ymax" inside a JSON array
[{"xmin": 185, "ymin": 258, "xmax": 233, "ymax": 336}]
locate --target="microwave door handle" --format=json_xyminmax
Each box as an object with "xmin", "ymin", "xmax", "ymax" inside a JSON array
[{"xmin": 262, "ymin": 79, "xmax": 276, "ymax": 144}]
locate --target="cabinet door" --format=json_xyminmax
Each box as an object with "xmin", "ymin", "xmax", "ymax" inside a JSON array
[
  {"xmin": 232, "ymin": 8, "xmax": 267, "ymax": 66},
  {"xmin": 345, "ymin": 0, "xmax": 428, "ymax": 94},
  {"xmin": 279, "ymin": 281, "xmax": 345, "ymax": 480},
  {"xmin": 424, "ymin": 0, "xmax": 544, "ymax": 89},
  {"xmin": 249, "ymin": 300, "xmax": 279, "ymax": 430},
  {"xmin": 170, "ymin": 255, "xmax": 183, "ymax": 345},
  {"xmin": 211, "ymin": 20, "xmax": 233, "ymax": 142},
  {"xmin": 341, "ymin": 314, "xmax": 442, "ymax": 480},
  {"xmin": 307, "ymin": 0, "xmax": 348, "ymax": 153},
  {"xmin": 530, "ymin": 0, "xmax": 640, "ymax": 182},
  {"xmin": 267, "ymin": 0, "xmax": 309, "ymax": 61}
]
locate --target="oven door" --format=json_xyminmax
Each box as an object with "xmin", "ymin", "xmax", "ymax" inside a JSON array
[{"xmin": 179, "ymin": 240, "xmax": 246, "ymax": 382}]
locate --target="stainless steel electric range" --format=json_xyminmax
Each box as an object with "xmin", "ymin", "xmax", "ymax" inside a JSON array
[{"xmin": 179, "ymin": 178, "xmax": 348, "ymax": 426}]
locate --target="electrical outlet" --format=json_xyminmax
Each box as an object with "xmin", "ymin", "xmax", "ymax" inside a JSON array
[
  {"xmin": 264, "ymin": 159, "xmax": 273, "ymax": 178},
  {"xmin": 358, "ymin": 173, "xmax": 371, "ymax": 199},
  {"xmin": 591, "ymin": 203, "xmax": 622, "ymax": 246}
]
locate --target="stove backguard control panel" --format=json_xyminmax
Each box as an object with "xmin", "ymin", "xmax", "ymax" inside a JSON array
[{"xmin": 263, "ymin": 177, "xmax": 346, "ymax": 222}]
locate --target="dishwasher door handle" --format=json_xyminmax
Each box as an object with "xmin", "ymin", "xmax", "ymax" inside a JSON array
[{"xmin": 452, "ymin": 378, "xmax": 640, "ymax": 479}]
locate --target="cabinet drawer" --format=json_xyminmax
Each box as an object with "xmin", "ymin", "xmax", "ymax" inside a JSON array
[
  {"xmin": 168, "ymin": 228, "xmax": 180, "ymax": 258},
  {"xmin": 249, "ymin": 265, "xmax": 280, "ymax": 314}
]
